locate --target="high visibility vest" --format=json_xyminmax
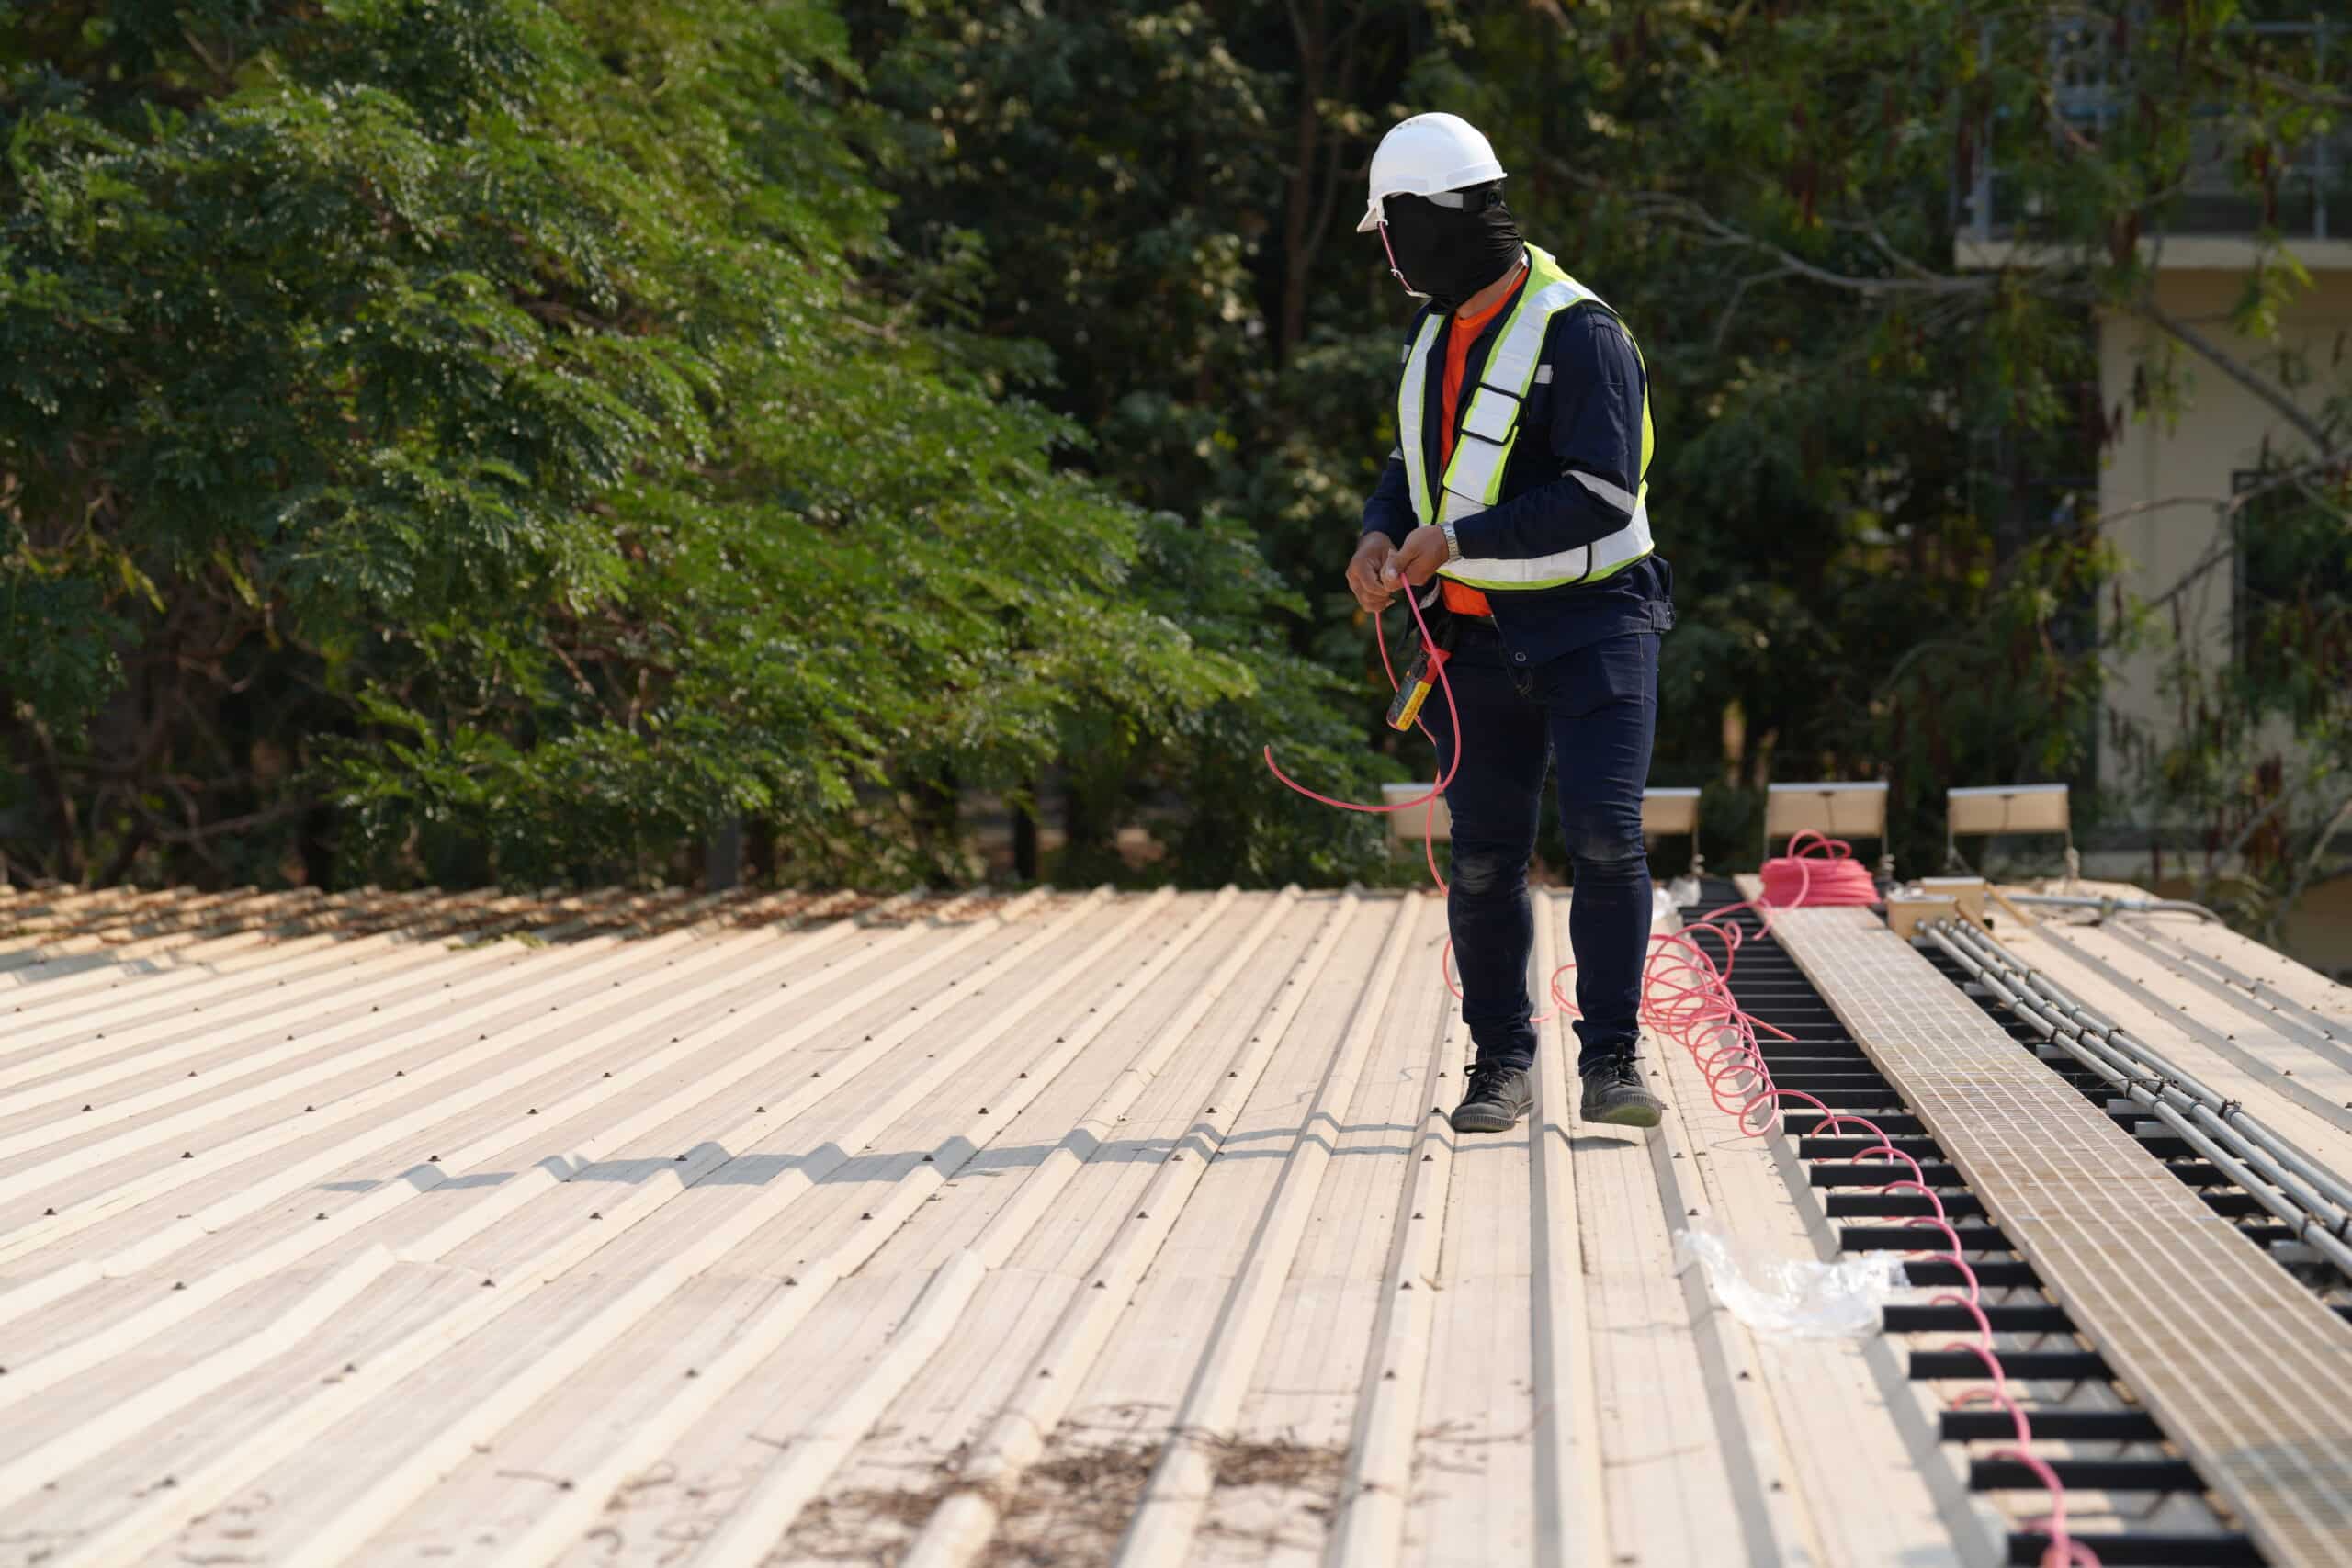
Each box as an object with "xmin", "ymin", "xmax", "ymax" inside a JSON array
[{"xmin": 1399, "ymin": 245, "xmax": 1655, "ymax": 592}]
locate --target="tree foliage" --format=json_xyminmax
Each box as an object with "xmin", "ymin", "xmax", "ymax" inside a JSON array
[
  {"xmin": 5, "ymin": 0, "xmax": 2346, "ymax": 920},
  {"xmin": 1, "ymin": 0, "xmax": 1384, "ymax": 889}
]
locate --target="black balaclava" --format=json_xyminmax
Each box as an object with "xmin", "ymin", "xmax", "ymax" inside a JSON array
[{"xmin": 1380, "ymin": 186, "xmax": 1523, "ymax": 312}]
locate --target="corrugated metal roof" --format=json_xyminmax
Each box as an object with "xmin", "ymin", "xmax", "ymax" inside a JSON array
[{"xmin": 0, "ymin": 879, "xmax": 2338, "ymax": 1565}]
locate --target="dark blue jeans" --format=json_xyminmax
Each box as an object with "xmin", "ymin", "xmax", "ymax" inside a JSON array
[{"xmin": 1422, "ymin": 624, "xmax": 1658, "ymax": 1075}]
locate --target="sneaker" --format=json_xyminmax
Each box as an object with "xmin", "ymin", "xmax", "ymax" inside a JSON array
[
  {"xmin": 1578, "ymin": 1057, "xmax": 1664, "ymax": 1128},
  {"xmin": 1449, "ymin": 1062, "xmax": 1533, "ymax": 1134}
]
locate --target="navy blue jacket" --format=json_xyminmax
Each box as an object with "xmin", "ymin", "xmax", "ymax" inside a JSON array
[{"xmin": 1361, "ymin": 269, "xmax": 1674, "ymax": 667}]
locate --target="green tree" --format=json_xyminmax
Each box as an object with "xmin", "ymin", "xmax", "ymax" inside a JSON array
[{"xmin": 0, "ymin": 0, "xmax": 1385, "ymax": 890}]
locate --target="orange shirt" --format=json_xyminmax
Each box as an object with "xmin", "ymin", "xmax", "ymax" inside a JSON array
[{"xmin": 1434, "ymin": 273, "xmax": 1521, "ymax": 618}]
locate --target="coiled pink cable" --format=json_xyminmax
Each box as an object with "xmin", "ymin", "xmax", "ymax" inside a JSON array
[
  {"xmin": 1759, "ymin": 830, "xmax": 1880, "ymax": 907},
  {"xmin": 1266, "ymin": 584, "xmax": 2095, "ymax": 1566}
]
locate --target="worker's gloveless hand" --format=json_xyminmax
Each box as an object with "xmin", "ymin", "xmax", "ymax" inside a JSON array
[
  {"xmin": 1346, "ymin": 534, "xmax": 1396, "ymax": 614},
  {"xmin": 1381, "ymin": 525, "xmax": 1449, "ymax": 590}
]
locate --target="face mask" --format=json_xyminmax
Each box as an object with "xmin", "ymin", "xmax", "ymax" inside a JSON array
[{"xmin": 1379, "ymin": 188, "xmax": 1524, "ymax": 311}]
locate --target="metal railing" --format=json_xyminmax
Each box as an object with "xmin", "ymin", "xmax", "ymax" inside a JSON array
[{"xmin": 1963, "ymin": 16, "xmax": 2350, "ymax": 247}]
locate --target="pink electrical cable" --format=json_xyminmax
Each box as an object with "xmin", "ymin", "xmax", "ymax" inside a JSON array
[
  {"xmin": 1263, "ymin": 579, "xmax": 1559, "ymax": 1021},
  {"xmin": 1758, "ymin": 829, "xmax": 1881, "ymax": 908},
  {"xmin": 1265, "ymin": 584, "xmax": 2097, "ymax": 1566}
]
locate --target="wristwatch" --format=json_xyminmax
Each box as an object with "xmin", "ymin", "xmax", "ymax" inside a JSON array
[{"xmin": 1439, "ymin": 520, "xmax": 1462, "ymax": 562}]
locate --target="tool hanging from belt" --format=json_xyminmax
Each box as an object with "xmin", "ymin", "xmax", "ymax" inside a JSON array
[{"xmin": 1386, "ymin": 613, "xmax": 1459, "ymax": 731}]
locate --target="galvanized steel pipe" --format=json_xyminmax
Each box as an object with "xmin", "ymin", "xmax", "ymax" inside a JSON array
[{"xmin": 1919, "ymin": 919, "xmax": 2352, "ymax": 1280}]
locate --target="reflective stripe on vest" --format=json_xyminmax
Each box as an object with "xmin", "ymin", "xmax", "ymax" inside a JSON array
[{"xmin": 1398, "ymin": 245, "xmax": 1654, "ymax": 592}]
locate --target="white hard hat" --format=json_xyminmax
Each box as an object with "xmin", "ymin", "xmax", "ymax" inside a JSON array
[{"xmin": 1356, "ymin": 112, "xmax": 1508, "ymax": 232}]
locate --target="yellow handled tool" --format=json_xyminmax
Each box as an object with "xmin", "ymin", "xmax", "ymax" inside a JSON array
[{"xmin": 1385, "ymin": 624, "xmax": 1453, "ymax": 731}]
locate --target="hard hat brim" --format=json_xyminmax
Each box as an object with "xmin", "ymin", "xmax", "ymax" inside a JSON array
[{"xmin": 1356, "ymin": 162, "xmax": 1507, "ymax": 233}]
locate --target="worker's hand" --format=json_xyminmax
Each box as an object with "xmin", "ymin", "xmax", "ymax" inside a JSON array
[
  {"xmin": 1382, "ymin": 525, "xmax": 1450, "ymax": 590},
  {"xmin": 1346, "ymin": 533, "xmax": 1397, "ymax": 614}
]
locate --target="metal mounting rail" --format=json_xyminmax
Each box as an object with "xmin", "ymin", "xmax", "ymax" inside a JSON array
[
  {"xmin": 2006, "ymin": 893, "xmax": 2222, "ymax": 923},
  {"xmin": 1919, "ymin": 917, "xmax": 2352, "ymax": 1281},
  {"xmin": 1748, "ymin": 899, "xmax": 2352, "ymax": 1568},
  {"xmin": 1691, "ymin": 897, "xmax": 2262, "ymax": 1568}
]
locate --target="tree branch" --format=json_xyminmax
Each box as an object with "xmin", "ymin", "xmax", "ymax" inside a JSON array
[
  {"xmin": 2195, "ymin": 773, "xmax": 2306, "ymax": 908},
  {"xmin": 2265, "ymin": 790, "xmax": 2352, "ymax": 945},
  {"xmin": 1588, "ymin": 180, "xmax": 1998, "ymax": 300},
  {"xmin": 1711, "ymin": 265, "xmax": 1798, "ymax": 354},
  {"xmin": 2129, "ymin": 296, "xmax": 2337, "ymax": 453}
]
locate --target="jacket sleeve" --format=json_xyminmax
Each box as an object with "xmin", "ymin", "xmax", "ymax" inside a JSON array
[
  {"xmin": 1359, "ymin": 451, "xmax": 1413, "ymax": 547},
  {"xmin": 1445, "ymin": 308, "xmax": 1645, "ymax": 561}
]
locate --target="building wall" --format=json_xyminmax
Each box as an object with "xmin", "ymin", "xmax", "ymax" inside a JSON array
[{"xmin": 2095, "ymin": 261, "xmax": 2352, "ymax": 814}]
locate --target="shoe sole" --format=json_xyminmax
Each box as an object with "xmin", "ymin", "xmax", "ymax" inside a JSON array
[
  {"xmin": 1579, "ymin": 1099, "xmax": 1663, "ymax": 1129},
  {"xmin": 1450, "ymin": 1107, "xmax": 1530, "ymax": 1134}
]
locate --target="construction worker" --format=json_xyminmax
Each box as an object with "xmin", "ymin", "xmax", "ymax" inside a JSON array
[{"xmin": 1346, "ymin": 112, "xmax": 1675, "ymax": 1134}]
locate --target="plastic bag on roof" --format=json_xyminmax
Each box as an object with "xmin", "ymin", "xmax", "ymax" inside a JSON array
[{"xmin": 1673, "ymin": 1219, "xmax": 1902, "ymax": 1339}]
